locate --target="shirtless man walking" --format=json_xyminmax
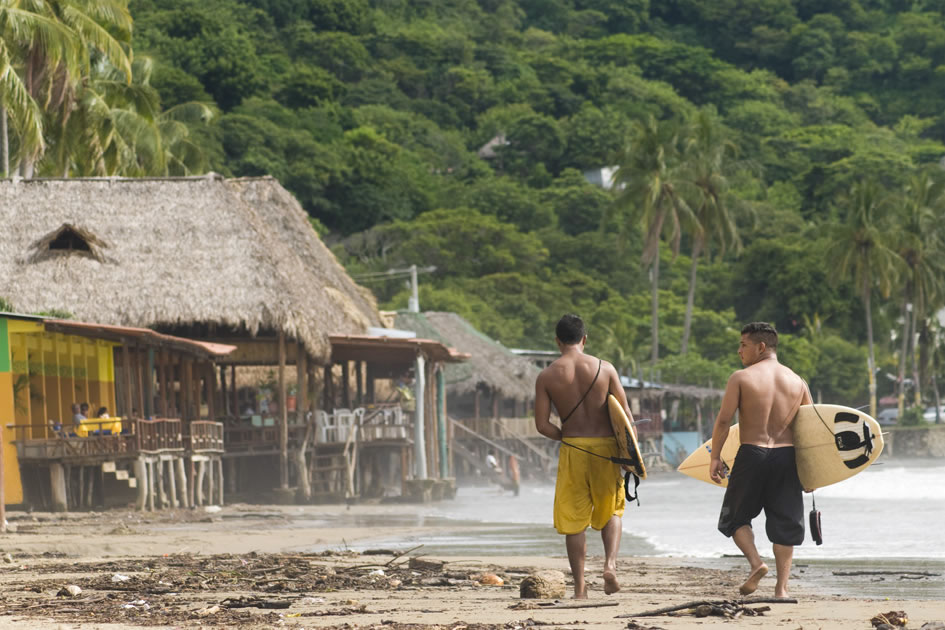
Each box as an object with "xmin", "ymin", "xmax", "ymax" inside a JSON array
[
  {"xmin": 710, "ymin": 322, "xmax": 811, "ymax": 598},
  {"xmin": 535, "ymin": 314, "xmax": 632, "ymax": 598}
]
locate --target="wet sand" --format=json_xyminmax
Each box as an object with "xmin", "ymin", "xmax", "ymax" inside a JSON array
[{"xmin": 0, "ymin": 504, "xmax": 942, "ymax": 629}]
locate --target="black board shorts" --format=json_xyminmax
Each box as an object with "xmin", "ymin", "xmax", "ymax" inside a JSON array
[{"xmin": 717, "ymin": 444, "xmax": 804, "ymax": 546}]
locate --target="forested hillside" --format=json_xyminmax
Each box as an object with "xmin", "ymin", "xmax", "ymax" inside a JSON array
[{"xmin": 5, "ymin": 0, "xmax": 945, "ymax": 414}]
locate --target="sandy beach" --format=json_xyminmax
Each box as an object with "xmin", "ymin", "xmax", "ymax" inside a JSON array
[{"xmin": 0, "ymin": 502, "xmax": 942, "ymax": 630}]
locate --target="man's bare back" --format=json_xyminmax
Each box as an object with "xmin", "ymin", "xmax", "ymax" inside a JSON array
[
  {"xmin": 535, "ymin": 353, "xmax": 627, "ymax": 439},
  {"xmin": 732, "ymin": 357, "xmax": 808, "ymax": 447}
]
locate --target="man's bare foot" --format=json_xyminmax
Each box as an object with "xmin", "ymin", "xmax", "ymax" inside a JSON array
[
  {"xmin": 603, "ymin": 571, "xmax": 621, "ymax": 595},
  {"xmin": 774, "ymin": 588, "xmax": 789, "ymax": 599},
  {"xmin": 739, "ymin": 563, "xmax": 768, "ymax": 595},
  {"xmin": 572, "ymin": 588, "xmax": 587, "ymax": 600}
]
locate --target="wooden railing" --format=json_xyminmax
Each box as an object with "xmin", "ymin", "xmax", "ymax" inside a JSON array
[
  {"xmin": 188, "ymin": 421, "xmax": 224, "ymax": 452},
  {"xmin": 12, "ymin": 422, "xmax": 136, "ymax": 460},
  {"xmin": 135, "ymin": 418, "xmax": 183, "ymax": 453}
]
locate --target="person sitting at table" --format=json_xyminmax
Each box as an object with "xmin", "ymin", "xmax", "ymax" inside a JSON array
[
  {"xmin": 96, "ymin": 406, "xmax": 109, "ymax": 418},
  {"xmin": 79, "ymin": 402, "xmax": 90, "ymax": 419},
  {"xmin": 72, "ymin": 403, "xmax": 86, "ymax": 423}
]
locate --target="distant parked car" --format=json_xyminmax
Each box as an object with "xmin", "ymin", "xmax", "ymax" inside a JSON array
[
  {"xmin": 876, "ymin": 408, "xmax": 899, "ymax": 426},
  {"xmin": 923, "ymin": 406, "xmax": 945, "ymax": 422}
]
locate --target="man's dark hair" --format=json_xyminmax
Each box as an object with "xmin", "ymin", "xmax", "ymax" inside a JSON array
[
  {"xmin": 556, "ymin": 314, "xmax": 586, "ymax": 345},
  {"xmin": 741, "ymin": 322, "xmax": 778, "ymax": 349}
]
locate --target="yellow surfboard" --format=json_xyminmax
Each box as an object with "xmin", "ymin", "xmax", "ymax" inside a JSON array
[
  {"xmin": 607, "ymin": 394, "xmax": 647, "ymax": 480},
  {"xmin": 677, "ymin": 405, "xmax": 884, "ymax": 490},
  {"xmin": 676, "ymin": 424, "xmax": 740, "ymax": 487}
]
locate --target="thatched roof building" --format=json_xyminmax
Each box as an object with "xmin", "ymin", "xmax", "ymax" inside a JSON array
[
  {"xmin": 0, "ymin": 175, "xmax": 378, "ymax": 363},
  {"xmin": 394, "ymin": 311, "xmax": 540, "ymax": 400}
]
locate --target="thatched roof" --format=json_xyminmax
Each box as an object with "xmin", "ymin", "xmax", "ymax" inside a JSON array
[
  {"xmin": 394, "ymin": 311, "xmax": 540, "ymax": 400},
  {"xmin": 0, "ymin": 175, "xmax": 379, "ymax": 363}
]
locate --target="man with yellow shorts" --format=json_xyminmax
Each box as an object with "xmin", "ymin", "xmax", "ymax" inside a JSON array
[{"xmin": 535, "ymin": 314, "xmax": 633, "ymax": 599}]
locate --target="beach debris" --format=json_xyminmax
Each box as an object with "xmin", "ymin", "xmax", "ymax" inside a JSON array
[
  {"xmin": 479, "ymin": 573, "xmax": 504, "ymax": 586},
  {"xmin": 519, "ymin": 570, "xmax": 566, "ymax": 599},
  {"xmin": 627, "ymin": 623, "xmax": 667, "ymax": 630},
  {"xmin": 2, "ymin": 552, "xmax": 13, "ymax": 563},
  {"xmin": 871, "ymin": 610, "xmax": 909, "ymax": 627},
  {"xmin": 409, "ymin": 556, "xmax": 445, "ymax": 572},
  {"xmin": 111, "ymin": 573, "xmax": 130, "ymax": 582},
  {"xmin": 837, "ymin": 570, "xmax": 940, "ymax": 579},
  {"xmin": 920, "ymin": 622, "xmax": 945, "ymax": 630},
  {"xmin": 370, "ymin": 568, "xmax": 386, "ymax": 576},
  {"xmin": 616, "ymin": 597, "xmax": 797, "ymax": 618},
  {"xmin": 57, "ymin": 585, "xmax": 82, "ymax": 597},
  {"xmin": 510, "ymin": 599, "xmax": 618, "ymax": 610},
  {"xmin": 194, "ymin": 604, "xmax": 221, "ymax": 616},
  {"xmin": 221, "ymin": 595, "xmax": 291, "ymax": 609}
]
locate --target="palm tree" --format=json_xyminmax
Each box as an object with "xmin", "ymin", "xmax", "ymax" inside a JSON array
[
  {"xmin": 44, "ymin": 56, "xmax": 214, "ymax": 176},
  {"xmin": 826, "ymin": 180, "xmax": 904, "ymax": 418},
  {"xmin": 897, "ymin": 171, "xmax": 945, "ymax": 411},
  {"xmin": 0, "ymin": 1, "xmax": 76, "ymax": 174},
  {"xmin": 679, "ymin": 108, "xmax": 745, "ymax": 355},
  {"xmin": 612, "ymin": 115, "xmax": 694, "ymax": 378},
  {"xmin": 12, "ymin": 0, "xmax": 131, "ymax": 176}
]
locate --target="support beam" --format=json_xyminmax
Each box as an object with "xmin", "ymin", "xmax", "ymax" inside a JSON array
[
  {"xmin": 216, "ymin": 458, "xmax": 225, "ymax": 506},
  {"xmin": 175, "ymin": 457, "xmax": 189, "ymax": 509},
  {"xmin": 168, "ymin": 458, "xmax": 178, "ymax": 508},
  {"xmin": 196, "ymin": 460, "xmax": 206, "ymax": 506},
  {"xmin": 135, "ymin": 457, "xmax": 147, "ymax": 511},
  {"xmin": 413, "ymin": 354, "xmax": 427, "ymax": 479},
  {"xmin": 278, "ymin": 332, "xmax": 288, "ymax": 489},
  {"xmin": 50, "ymin": 464, "xmax": 67, "ymax": 512}
]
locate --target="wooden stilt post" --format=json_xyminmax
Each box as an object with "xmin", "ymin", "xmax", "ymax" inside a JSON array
[
  {"xmin": 157, "ymin": 457, "xmax": 167, "ymax": 508},
  {"xmin": 342, "ymin": 361, "xmax": 350, "ymax": 408},
  {"xmin": 216, "ymin": 457, "xmax": 225, "ymax": 505},
  {"xmin": 122, "ymin": 342, "xmax": 134, "ymax": 419},
  {"xmin": 147, "ymin": 459, "xmax": 155, "ymax": 512},
  {"xmin": 135, "ymin": 457, "xmax": 147, "ymax": 511},
  {"xmin": 196, "ymin": 460, "xmax": 206, "ymax": 506},
  {"xmin": 168, "ymin": 458, "xmax": 179, "ymax": 508},
  {"xmin": 356, "ymin": 361, "xmax": 363, "ymax": 405},
  {"xmin": 50, "ymin": 464, "xmax": 67, "ymax": 512},
  {"xmin": 136, "ymin": 347, "xmax": 146, "ymax": 419},
  {"xmin": 220, "ymin": 365, "xmax": 228, "ymax": 416},
  {"xmin": 207, "ymin": 458, "xmax": 215, "ymax": 505},
  {"xmin": 231, "ymin": 365, "xmax": 238, "ymax": 418},
  {"xmin": 278, "ymin": 332, "xmax": 288, "ymax": 489},
  {"xmin": 176, "ymin": 457, "xmax": 189, "ymax": 509}
]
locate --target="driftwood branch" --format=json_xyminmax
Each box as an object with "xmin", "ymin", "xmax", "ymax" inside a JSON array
[
  {"xmin": 833, "ymin": 570, "xmax": 940, "ymax": 577},
  {"xmin": 616, "ymin": 597, "xmax": 797, "ymax": 618},
  {"xmin": 541, "ymin": 600, "xmax": 619, "ymax": 610}
]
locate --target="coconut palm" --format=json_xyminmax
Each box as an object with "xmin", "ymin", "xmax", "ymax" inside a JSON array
[
  {"xmin": 10, "ymin": 0, "xmax": 131, "ymax": 176},
  {"xmin": 679, "ymin": 108, "xmax": 746, "ymax": 356},
  {"xmin": 612, "ymin": 115, "xmax": 694, "ymax": 378},
  {"xmin": 44, "ymin": 56, "xmax": 214, "ymax": 176},
  {"xmin": 897, "ymin": 171, "xmax": 945, "ymax": 410},
  {"xmin": 826, "ymin": 180, "xmax": 904, "ymax": 418},
  {"xmin": 0, "ymin": 0, "xmax": 77, "ymax": 174}
]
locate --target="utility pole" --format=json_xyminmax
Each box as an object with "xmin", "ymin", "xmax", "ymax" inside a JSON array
[
  {"xmin": 352, "ymin": 265, "xmax": 435, "ymax": 312},
  {"xmin": 408, "ymin": 264, "xmax": 419, "ymax": 313}
]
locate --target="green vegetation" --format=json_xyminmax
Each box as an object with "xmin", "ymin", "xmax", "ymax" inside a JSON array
[{"xmin": 5, "ymin": 0, "xmax": 945, "ymax": 413}]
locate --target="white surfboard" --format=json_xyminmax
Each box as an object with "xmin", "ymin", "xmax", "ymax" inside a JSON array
[
  {"xmin": 793, "ymin": 404, "xmax": 883, "ymax": 490},
  {"xmin": 676, "ymin": 404, "xmax": 884, "ymax": 490}
]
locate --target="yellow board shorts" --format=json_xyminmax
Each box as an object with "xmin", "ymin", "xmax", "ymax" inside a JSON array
[{"xmin": 554, "ymin": 437, "xmax": 626, "ymax": 535}]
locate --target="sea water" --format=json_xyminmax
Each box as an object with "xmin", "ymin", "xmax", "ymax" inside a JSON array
[{"xmin": 342, "ymin": 458, "xmax": 945, "ymax": 599}]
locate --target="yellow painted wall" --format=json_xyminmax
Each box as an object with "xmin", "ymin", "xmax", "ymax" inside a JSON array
[{"xmin": 2, "ymin": 318, "xmax": 119, "ymax": 506}]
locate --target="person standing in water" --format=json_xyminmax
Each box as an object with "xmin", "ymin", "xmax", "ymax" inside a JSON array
[
  {"xmin": 534, "ymin": 314, "xmax": 632, "ymax": 599},
  {"xmin": 710, "ymin": 322, "xmax": 811, "ymax": 598}
]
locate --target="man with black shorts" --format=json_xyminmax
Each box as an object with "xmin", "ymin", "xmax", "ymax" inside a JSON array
[{"xmin": 709, "ymin": 322, "xmax": 810, "ymax": 598}]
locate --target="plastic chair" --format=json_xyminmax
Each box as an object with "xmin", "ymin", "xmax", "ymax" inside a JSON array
[
  {"xmin": 315, "ymin": 410, "xmax": 334, "ymax": 443},
  {"xmin": 334, "ymin": 409, "xmax": 353, "ymax": 442}
]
